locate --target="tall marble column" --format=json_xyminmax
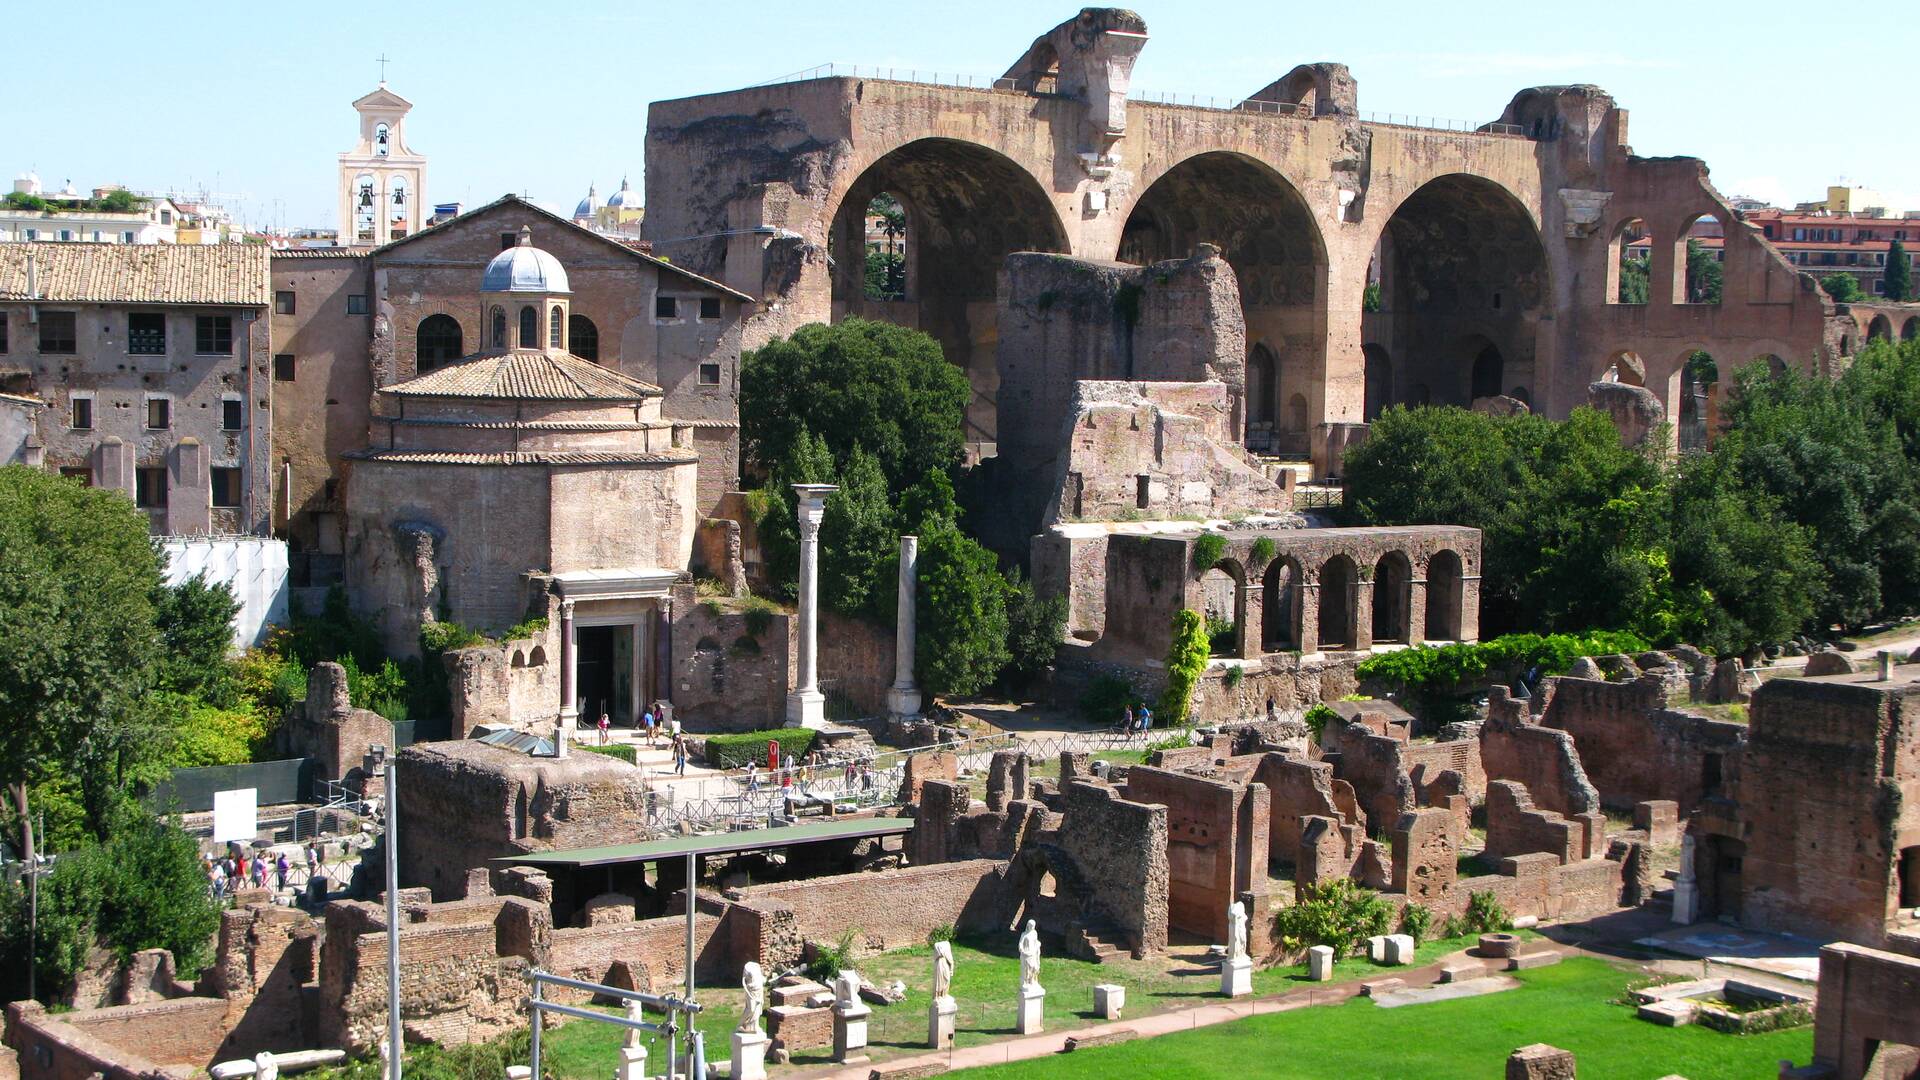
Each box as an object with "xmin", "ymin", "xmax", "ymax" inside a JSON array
[
  {"xmin": 558, "ymin": 599, "xmax": 578, "ymax": 750},
  {"xmin": 786, "ymin": 484, "xmax": 837, "ymax": 729},
  {"xmin": 887, "ymin": 535, "xmax": 922, "ymax": 719}
]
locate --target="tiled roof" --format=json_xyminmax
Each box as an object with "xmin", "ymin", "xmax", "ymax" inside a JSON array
[
  {"xmin": 382, "ymin": 349, "xmax": 663, "ymax": 400},
  {"xmin": 346, "ymin": 448, "xmax": 698, "ymax": 466},
  {"xmin": 0, "ymin": 242, "xmax": 270, "ymax": 305},
  {"xmin": 270, "ymin": 247, "xmax": 365, "ymax": 260}
]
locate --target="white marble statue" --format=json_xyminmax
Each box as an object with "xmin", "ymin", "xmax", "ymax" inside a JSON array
[
  {"xmin": 833, "ymin": 968, "xmax": 861, "ymax": 1009},
  {"xmin": 740, "ymin": 962, "xmax": 766, "ymax": 1034},
  {"xmin": 1018, "ymin": 920, "xmax": 1042, "ymax": 989},
  {"xmin": 932, "ymin": 940, "xmax": 955, "ymax": 999},
  {"xmin": 623, "ymin": 997, "xmax": 644, "ymax": 1049},
  {"xmin": 1227, "ymin": 901, "xmax": 1248, "ymax": 962}
]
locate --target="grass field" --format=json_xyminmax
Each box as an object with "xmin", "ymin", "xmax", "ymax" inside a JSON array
[{"xmin": 949, "ymin": 957, "xmax": 1812, "ymax": 1080}]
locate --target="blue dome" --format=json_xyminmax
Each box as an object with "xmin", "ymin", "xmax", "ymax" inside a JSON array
[
  {"xmin": 607, "ymin": 176, "xmax": 638, "ymax": 209},
  {"xmin": 482, "ymin": 227, "xmax": 570, "ymax": 294},
  {"xmin": 572, "ymin": 183, "xmax": 600, "ymax": 220}
]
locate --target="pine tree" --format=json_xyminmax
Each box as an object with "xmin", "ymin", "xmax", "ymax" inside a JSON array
[{"xmin": 1885, "ymin": 238, "xmax": 1912, "ymax": 302}]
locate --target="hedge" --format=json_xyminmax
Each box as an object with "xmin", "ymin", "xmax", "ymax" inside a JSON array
[
  {"xmin": 1355, "ymin": 630, "xmax": 1650, "ymax": 694},
  {"xmin": 579, "ymin": 744, "xmax": 636, "ymax": 765},
  {"xmin": 704, "ymin": 728, "xmax": 818, "ymax": 769}
]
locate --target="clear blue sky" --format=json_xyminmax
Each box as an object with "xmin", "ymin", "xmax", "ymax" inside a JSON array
[{"xmin": 6, "ymin": 0, "xmax": 1911, "ymax": 231}]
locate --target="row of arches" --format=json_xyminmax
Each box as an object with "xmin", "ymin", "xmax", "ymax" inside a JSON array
[
  {"xmin": 1198, "ymin": 548, "xmax": 1468, "ymax": 657},
  {"xmin": 1864, "ymin": 312, "xmax": 1920, "ymax": 342},
  {"xmin": 1605, "ymin": 212, "xmax": 1726, "ymax": 308},
  {"xmin": 416, "ymin": 311, "xmax": 601, "ymax": 373},
  {"xmin": 827, "ymin": 137, "xmax": 1550, "ymax": 449}
]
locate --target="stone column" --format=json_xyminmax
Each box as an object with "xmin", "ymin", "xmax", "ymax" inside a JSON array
[
  {"xmin": 1458, "ymin": 573, "xmax": 1483, "ymax": 642},
  {"xmin": 1236, "ymin": 583, "xmax": 1263, "ymax": 660},
  {"xmin": 1296, "ymin": 582, "xmax": 1320, "ymax": 655},
  {"xmin": 169, "ymin": 437, "xmax": 211, "ymax": 537},
  {"xmin": 1351, "ymin": 576, "xmax": 1374, "ymax": 652},
  {"xmin": 786, "ymin": 484, "xmax": 837, "ymax": 729},
  {"xmin": 888, "ymin": 535, "xmax": 922, "ymax": 719},
  {"xmin": 1407, "ymin": 563, "xmax": 1429, "ymax": 647},
  {"xmin": 558, "ymin": 598, "xmax": 579, "ymax": 734}
]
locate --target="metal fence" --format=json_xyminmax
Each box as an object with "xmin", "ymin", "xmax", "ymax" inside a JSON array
[{"xmin": 147, "ymin": 758, "xmax": 314, "ymax": 812}]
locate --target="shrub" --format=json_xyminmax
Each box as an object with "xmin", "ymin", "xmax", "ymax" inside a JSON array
[
  {"xmin": 806, "ymin": 928, "xmax": 860, "ymax": 982},
  {"xmin": 1002, "ymin": 570, "xmax": 1068, "ymax": 687},
  {"xmin": 1223, "ymin": 665, "xmax": 1243, "ymax": 690},
  {"xmin": 1159, "ymin": 609, "xmax": 1210, "ymax": 726},
  {"xmin": 1440, "ymin": 914, "xmax": 1472, "ymax": 940},
  {"xmin": 705, "ymin": 728, "xmax": 819, "ymax": 769},
  {"xmin": 1272, "ymin": 878, "xmax": 1393, "ymax": 960},
  {"xmin": 740, "ymin": 595, "xmax": 781, "ymax": 638},
  {"xmin": 580, "ymin": 744, "xmax": 637, "ymax": 765},
  {"xmin": 418, "ymin": 620, "xmax": 486, "ymax": 654},
  {"xmin": 502, "ymin": 616, "xmax": 549, "ymax": 641},
  {"xmin": 1250, "ymin": 536, "xmax": 1276, "ymax": 566},
  {"xmin": 1192, "ymin": 532, "xmax": 1227, "ymax": 570},
  {"xmin": 1464, "ymin": 890, "xmax": 1513, "ymax": 934},
  {"xmin": 1398, "ymin": 903, "xmax": 1434, "ymax": 944},
  {"xmin": 1146, "ymin": 728, "xmax": 1194, "ymax": 753},
  {"xmin": 1302, "ymin": 702, "xmax": 1336, "ymax": 741},
  {"xmin": 1079, "ymin": 675, "xmax": 1142, "ymax": 725},
  {"xmin": 927, "ymin": 924, "xmax": 955, "ymax": 945},
  {"xmin": 1355, "ymin": 630, "xmax": 1651, "ymax": 694}
]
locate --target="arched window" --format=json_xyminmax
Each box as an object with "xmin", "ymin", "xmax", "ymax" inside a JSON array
[
  {"xmin": 374, "ymin": 122, "xmax": 390, "ymax": 157},
  {"xmin": 387, "ymin": 176, "xmax": 410, "ymax": 240},
  {"xmin": 518, "ymin": 306, "xmax": 538, "ymax": 348},
  {"xmin": 569, "ymin": 314, "xmax": 600, "ymax": 361},
  {"xmin": 548, "ymin": 305, "xmax": 564, "ymax": 349},
  {"xmin": 490, "ymin": 306, "xmax": 507, "ymax": 349},
  {"xmin": 417, "ymin": 315, "xmax": 462, "ymax": 372},
  {"xmin": 353, "ymin": 174, "xmax": 377, "ymax": 242}
]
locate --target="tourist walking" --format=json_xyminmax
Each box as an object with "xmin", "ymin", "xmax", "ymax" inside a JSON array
[
  {"xmin": 672, "ymin": 735, "xmax": 687, "ymax": 776},
  {"xmin": 275, "ymin": 852, "xmax": 289, "ymax": 890},
  {"xmin": 642, "ymin": 706, "xmax": 656, "ymax": 748},
  {"xmin": 597, "ymin": 708, "xmax": 610, "ymax": 746}
]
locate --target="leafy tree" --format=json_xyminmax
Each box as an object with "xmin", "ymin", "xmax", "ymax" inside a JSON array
[
  {"xmin": 913, "ymin": 525, "xmax": 1010, "ymax": 697},
  {"xmin": 740, "ymin": 319, "xmax": 970, "ymax": 497},
  {"xmin": 1820, "ymin": 272, "xmax": 1866, "ymax": 303},
  {"xmin": 755, "ymin": 427, "xmax": 837, "ymax": 600},
  {"xmin": 818, "ymin": 449, "xmax": 898, "ymax": 621},
  {"xmin": 1272, "ymin": 878, "xmax": 1393, "ymax": 960},
  {"xmin": 1158, "ymin": 609, "xmax": 1210, "ymax": 727},
  {"xmin": 1618, "ymin": 250, "xmax": 1650, "ymax": 304},
  {"xmin": 864, "ymin": 250, "xmax": 905, "ymax": 301},
  {"xmin": 1003, "ymin": 570, "xmax": 1068, "ymax": 688},
  {"xmin": 1361, "ymin": 282, "xmax": 1382, "ymax": 312},
  {"xmin": 1685, "ymin": 238, "xmax": 1723, "ymax": 304},
  {"xmin": 97, "ymin": 189, "xmax": 139, "ymax": 213},
  {"xmin": 1666, "ymin": 449, "xmax": 1821, "ymax": 655},
  {"xmin": 0, "ymin": 466, "xmax": 164, "ymax": 856},
  {"xmin": 1886, "ymin": 238, "xmax": 1912, "ymax": 302},
  {"xmin": 153, "ymin": 575, "xmax": 239, "ymax": 701}
]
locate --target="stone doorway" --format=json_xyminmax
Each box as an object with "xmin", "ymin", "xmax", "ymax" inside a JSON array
[{"xmin": 575, "ymin": 623, "xmax": 636, "ymax": 727}]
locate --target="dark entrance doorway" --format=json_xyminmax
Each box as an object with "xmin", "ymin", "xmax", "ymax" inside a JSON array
[{"xmin": 575, "ymin": 624, "xmax": 635, "ymax": 726}]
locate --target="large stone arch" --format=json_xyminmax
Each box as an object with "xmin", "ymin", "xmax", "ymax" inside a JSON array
[
  {"xmin": 1365, "ymin": 173, "xmax": 1549, "ymax": 409},
  {"xmin": 827, "ymin": 136, "xmax": 1070, "ymax": 443},
  {"xmin": 1868, "ymin": 313, "xmax": 1894, "ymax": 342},
  {"xmin": 1117, "ymin": 150, "xmax": 1328, "ymax": 456}
]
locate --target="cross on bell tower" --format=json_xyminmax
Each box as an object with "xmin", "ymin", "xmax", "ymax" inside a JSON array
[{"xmin": 376, "ymin": 53, "xmax": 390, "ymax": 84}]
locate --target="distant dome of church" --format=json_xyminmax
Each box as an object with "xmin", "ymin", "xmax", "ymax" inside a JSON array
[
  {"xmin": 572, "ymin": 183, "xmax": 601, "ymax": 221},
  {"xmin": 481, "ymin": 226, "xmax": 569, "ymax": 294},
  {"xmin": 606, "ymin": 176, "xmax": 638, "ymax": 210}
]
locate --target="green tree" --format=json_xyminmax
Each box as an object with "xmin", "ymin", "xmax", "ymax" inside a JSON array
[
  {"xmin": 97, "ymin": 189, "xmax": 139, "ymax": 213},
  {"xmin": 0, "ymin": 466, "xmax": 165, "ymax": 858},
  {"xmin": 755, "ymin": 427, "xmax": 837, "ymax": 600},
  {"xmin": 864, "ymin": 250, "xmax": 905, "ymax": 301},
  {"xmin": 1666, "ymin": 450, "xmax": 1821, "ymax": 654},
  {"xmin": 153, "ymin": 575, "xmax": 239, "ymax": 701},
  {"xmin": 1158, "ymin": 609, "xmax": 1210, "ymax": 727},
  {"xmin": 914, "ymin": 525, "xmax": 1010, "ymax": 697},
  {"xmin": 740, "ymin": 319, "xmax": 970, "ymax": 497},
  {"xmin": 1002, "ymin": 570, "xmax": 1068, "ymax": 688},
  {"xmin": 1885, "ymin": 238, "xmax": 1912, "ymax": 302},
  {"xmin": 1820, "ymin": 272, "xmax": 1866, "ymax": 303},
  {"xmin": 818, "ymin": 449, "xmax": 897, "ymax": 621},
  {"xmin": 1618, "ymin": 250, "xmax": 1650, "ymax": 304},
  {"xmin": 1685, "ymin": 238, "xmax": 1723, "ymax": 304}
]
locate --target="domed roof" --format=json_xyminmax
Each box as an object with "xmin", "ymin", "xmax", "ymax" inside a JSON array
[
  {"xmin": 572, "ymin": 183, "xmax": 600, "ymax": 221},
  {"xmin": 607, "ymin": 176, "xmax": 638, "ymax": 209},
  {"xmin": 482, "ymin": 226, "xmax": 570, "ymax": 294}
]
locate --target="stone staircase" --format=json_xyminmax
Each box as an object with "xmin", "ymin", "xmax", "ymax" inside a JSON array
[{"xmin": 1069, "ymin": 920, "xmax": 1130, "ymax": 964}]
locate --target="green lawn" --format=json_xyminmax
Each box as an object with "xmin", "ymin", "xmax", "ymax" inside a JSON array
[{"xmin": 950, "ymin": 958, "xmax": 1812, "ymax": 1080}]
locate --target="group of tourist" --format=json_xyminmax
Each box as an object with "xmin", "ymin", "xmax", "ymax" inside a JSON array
[
  {"xmin": 202, "ymin": 840, "xmax": 342, "ymax": 900},
  {"xmin": 741, "ymin": 751, "xmax": 877, "ymax": 797}
]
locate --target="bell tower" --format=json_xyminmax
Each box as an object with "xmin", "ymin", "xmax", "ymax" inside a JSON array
[{"xmin": 337, "ymin": 79, "xmax": 427, "ymax": 247}]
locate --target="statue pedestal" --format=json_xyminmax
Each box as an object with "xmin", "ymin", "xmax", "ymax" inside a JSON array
[
  {"xmin": 1016, "ymin": 984, "xmax": 1046, "ymax": 1035},
  {"xmin": 616, "ymin": 1043, "xmax": 647, "ymax": 1080},
  {"xmin": 730, "ymin": 1030, "xmax": 767, "ymax": 1080},
  {"xmin": 785, "ymin": 688, "xmax": 827, "ymax": 730},
  {"xmin": 1672, "ymin": 877, "xmax": 1699, "ymax": 925},
  {"xmin": 1220, "ymin": 956, "xmax": 1253, "ymax": 998},
  {"xmin": 832, "ymin": 1002, "xmax": 871, "ymax": 1062},
  {"xmin": 887, "ymin": 684, "xmax": 923, "ymax": 720},
  {"xmin": 927, "ymin": 995, "xmax": 956, "ymax": 1049}
]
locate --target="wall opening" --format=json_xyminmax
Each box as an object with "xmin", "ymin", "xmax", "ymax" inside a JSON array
[
  {"xmin": 1262, "ymin": 556, "xmax": 1300, "ymax": 651},
  {"xmin": 1371, "ymin": 552, "xmax": 1411, "ymax": 644},
  {"xmin": 1425, "ymin": 550, "xmax": 1463, "ymax": 641},
  {"xmin": 1608, "ymin": 217, "xmax": 1650, "ymax": 305},
  {"xmin": 1318, "ymin": 555, "xmax": 1357, "ymax": 650}
]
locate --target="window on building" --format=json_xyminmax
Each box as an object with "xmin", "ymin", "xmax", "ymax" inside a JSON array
[
  {"xmin": 211, "ymin": 467, "xmax": 242, "ymax": 508},
  {"xmin": 699, "ymin": 296, "xmax": 722, "ymax": 320},
  {"xmin": 500, "ymin": 233, "xmax": 516, "ymax": 251},
  {"xmin": 71, "ymin": 396, "xmax": 93, "ymax": 430},
  {"xmin": 57, "ymin": 229, "xmax": 72, "ymax": 242},
  {"xmin": 1792, "ymin": 227, "xmax": 1804, "ymax": 241},
  {"xmin": 22, "ymin": 229, "xmax": 36, "ymax": 240},
  {"xmin": 136, "ymin": 467, "xmax": 168, "ymax": 509},
  {"xmin": 274, "ymin": 354, "xmax": 296, "ymax": 381},
  {"xmin": 275, "ymin": 291, "xmax": 296, "ymax": 315},
  {"xmin": 548, "ymin": 305, "xmax": 563, "ymax": 349},
  {"xmin": 490, "ymin": 306, "xmax": 507, "ymax": 349},
  {"xmin": 222, "ymin": 398, "xmax": 243, "ymax": 430},
  {"xmin": 91, "ymin": 231, "xmax": 101, "ymax": 242},
  {"xmin": 417, "ymin": 314, "xmax": 463, "ymax": 372},
  {"xmin": 346, "ymin": 294, "xmax": 369, "ymax": 316},
  {"xmin": 195, "ymin": 315, "xmax": 233, "ymax": 354},
  {"xmin": 518, "ymin": 306, "xmax": 538, "ymax": 348},
  {"xmin": 60, "ymin": 466, "xmax": 91, "ymax": 486},
  {"xmin": 655, "ymin": 296, "xmax": 677, "ymax": 320},
  {"xmin": 568, "ymin": 314, "xmax": 599, "ymax": 361},
  {"xmin": 699, "ymin": 362, "xmax": 721, "ymax": 385},
  {"xmin": 121, "ymin": 231, "xmax": 134, "ymax": 243},
  {"xmin": 0, "ymin": 313, "xmax": 8, "ymax": 353},
  {"xmin": 129, "ymin": 312, "xmax": 167, "ymax": 354},
  {"xmin": 1847, "ymin": 253, "xmax": 1859, "ymax": 266},
  {"xmin": 159, "ymin": 210, "xmax": 173, "ymax": 225},
  {"xmin": 39, "ymin": 311, "xmax": 77, "ymax": 354},
  {"xmin": 146, "ymin": 397, "xmax": 171, "ymax": 429}
]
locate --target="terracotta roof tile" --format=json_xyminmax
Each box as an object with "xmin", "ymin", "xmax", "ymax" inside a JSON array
[
  {"xmin": 382, "ymin": 349, "xmax": 662, "ymax": 401},
  {"xmin": 0, "ymin": 242, "xmax": 270, "ymax": 305}
]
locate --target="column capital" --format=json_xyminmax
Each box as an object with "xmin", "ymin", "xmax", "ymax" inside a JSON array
[
  {"xmin": 794, "ymin": 483, "xmax": 837, "ymax": 539},
  {"xmin": 560, "ymin": 598, "xmax": 577, "ymax": 618}
]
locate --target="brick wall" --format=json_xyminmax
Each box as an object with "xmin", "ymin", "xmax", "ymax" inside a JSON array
[
  {"xmin": 6, "ymin": 998, "xmax": 229, "ymax": 1080},
  {"xmin": 1810, "ymin": 943, "xmax": 1920, "ymax": 1079},
  {"xmin": 1538, "ymin": 674, "xmax": 1745, "ymax": 814},
  {"xmin": 736, "ymin": 860, "xmax": 1008, "ymax": 955},
  {"xmin": 1055, "ymin": 781, "xmax": 1169, "ymax": 955},
  {"xmin": 670, "ymin": 597, "xmax": 792, "ymax": 731},
  {"xmin": 1123, "ymin": 766, "xmax": 1265, "ymax": 943}
]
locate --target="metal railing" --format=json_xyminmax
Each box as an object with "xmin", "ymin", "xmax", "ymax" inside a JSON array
[
  {"xmin": 528, "ymin": 970, "xmax": 705, "ymax": 1080},
  {"xmin": 749, "ymin": 62, "xmax": 1024, "ymax": 91}
]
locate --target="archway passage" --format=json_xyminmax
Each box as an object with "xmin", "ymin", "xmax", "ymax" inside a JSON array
[
  {"xmin": 1246, "ymin": 343, "xmax": 1278, "ymax": 448},
  {"xmin": 1200, "ymin": 561, "xmax": 1246, "ymax": 657},
  {"xmin": 1905, "ymin": 317, "xmax": 1919, "ymax": 341},
  {"xmin": 1262, "ymin": 557, "xmax": 1301, "ymax": 651},
  {"xmin": 1868, "ymin": 314, "xmax": 1893, "ymax": 342},
  {"xmin": 1318, "ymin": 555, "xmax": 1357, "ymax": 651},
  {"xmin": 1372, "ymin": 175, "xmax": 1547, "ymax": 409},
  {"xmin": 829, "ymin": 139, "xmax": 1068, "ymax": 444},
  {"xmin": 1425, "ymin": 550, "xmax": 1464, "ymax": 641},
  {"xmin": 1362, "ymin": 344, "xmax": 1392, "ymax": 421},
  {"xmin": 1678, "ymin": 351, "xmax": 1717, "ymax": 452},
  {"xmin": 1371, "ymin": 552, "xmax": 1411, "ymax": 644},
  {"xmin": 417, "ymin": 314, "xmax": 462, "ymax": 373},
  {"xmin": 1119, "ymin": 152, "xmax": 1328, "ymax": 456}
]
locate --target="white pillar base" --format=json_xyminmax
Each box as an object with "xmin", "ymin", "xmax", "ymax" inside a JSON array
[
  {"xmin": 1672, "ymin": 879, "xmax": 1699, "ymax": 925},
  {"xmin": 927, "ymin": 995, "xmax": 956, "ymax": 1049},
  {"xmin": 1221, "ymin": 955, "xmax": 1253, "ymax": 997},
  {"xmin": 1307, "ymin": 945, "xmax": 1335, "ymax": 981},
  {"xmin": 887, "ymin": 685, "xmax": 923, "ymax": 720},
  {"xmin": 616, "ymin": 1044, "xmax": 646, "ymax": 1080},
  {"xmin": 832, "ymin": 1003, "xmax": 871, "ymax": 1062},
  {"xmin": 786, "ymin": 688, "xmax": 828, "ymax": 729},
  {"xmin": 730, "ymin": 1030, "xmax": 767, "ymax": 1080},
  {"xmin": 1016, "ymin": 984, "xmax": 1045, "ymax": 1035}
]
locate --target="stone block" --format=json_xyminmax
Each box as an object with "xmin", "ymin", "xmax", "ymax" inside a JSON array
[
  {"xmin": 1505, "ymin": 1043, "xmax": 1577, "ymax": 1080},
  {"xmin": 1367, "ymin": 934, "xmax": 1391, "ymax": 963},
  {"xmin": 1093, "ymin": 983, "xmax": 1126, "ymax": 1020},
  {"xmin": 732, "ymin": 1030, "xmax": 769, "ymax": 1080},
  {"xmin": 833, "ymin": 1001, "xmax": 872, "ymax": 1062},
  {"xmin": 1016, "ymin": 984, "xmax": 1045, "ymax": 1035},
  {"xmin": 1803, "ymin": 650, "xmax": 1855, "ymax": 677},
  {"xmin": 927, "ymin": 996, "xmax": 956, "ymax": 1049},
  {"xmin": 1063, "ymin": 1029, "xmax": 1140, "ymax": 1052},
  {"xmin": 1359, "ymin": 978, "xmax": 1404, "ymax": 998},
  {"xmin": 1383, "ymin": 934, "xmax": 1415, "ymax": 965},
  {"xmin": 1508, "ymin": 951, "xmax": 1563, "ymax": 971},
  {"xmin": 1220, "ymin": 955, "xmax": 1253, "ymax": 997},
  {"xmin": 1636, "ymin": 1000, "xmax": 1696, "ymax": 1026},
  {"xmin": 1307, "ymin": 946, "xmax": 1335, "ymax": 982},
  {"xmin": 1438, "ymin": 961, "xmax": 1485, "ymax": 984},
  {"xmin": 1633, "ymin": 800, "xmax": 1678, "ymax": 847},
  {"xmin": 770, "ymin": 979, "xmax": 826, "ymax": 1007},
  {"xmin": 1476, "ymin": 933, "xmax": 1523, "ymax": 959}
]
